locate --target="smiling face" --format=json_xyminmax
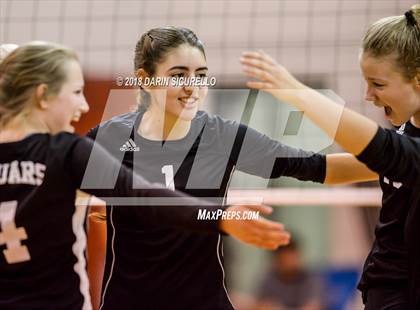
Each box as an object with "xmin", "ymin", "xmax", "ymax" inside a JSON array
[
  {"xmin": 147, "ymin": 44, "xmax": 208, "ymax": 121},
  {"xmin": 360, "ymin": 52, "xmax": 420, "ymax": 126},
  {"xmin": 42, "ymin": 60, "xmax": 89, "ymax": 133}
]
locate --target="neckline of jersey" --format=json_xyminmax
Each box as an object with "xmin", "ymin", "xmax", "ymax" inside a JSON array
[
  {"xmin": 132, "ymin": 110, "xmax": 203, "ymax": 146},
  {"xmin": 0, "ymin": 133, "xmax": 46, "ymax": 148}
]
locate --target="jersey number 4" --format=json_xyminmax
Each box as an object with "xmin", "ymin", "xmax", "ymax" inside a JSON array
[{"xmin": 0, "ymin": 201, "xmax": 31, "ymax": 264}]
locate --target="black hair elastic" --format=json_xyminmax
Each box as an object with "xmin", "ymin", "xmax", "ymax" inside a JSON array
[
  {"xmin": 147, "ymin": 33, "xmax": 154, "ymax": 42},
  {"xmin": 405, "ymin": 10, "xmax": 417, "ymax": 27}
]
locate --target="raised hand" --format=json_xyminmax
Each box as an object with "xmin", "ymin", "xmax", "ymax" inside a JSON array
[
  {"xmin": 241, "ymin": 49, "xmax": 378, "ymax": 157},
  {"xmin": 240, "ymin": 50, "xmax": 306, "ymax": 94},
  {"xmin": 219, "ymin": 204, "xmax": 290, "ymax": 250}
]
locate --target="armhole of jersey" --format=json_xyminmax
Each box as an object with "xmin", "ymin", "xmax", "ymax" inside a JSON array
[
  {"xmin": 99, "ymin": 206, "xmax": 116, "ymax": 310},
  {"xmin": 72, "ymin": 204, "xmax": 92, "ymax": 309},
  {"xmin": 218, "ymin": 165, "xmax": 236, "ymax": 309},
  {"xmin": 216, "ymin": 234, "xmax": 235, "ymax": 309}
]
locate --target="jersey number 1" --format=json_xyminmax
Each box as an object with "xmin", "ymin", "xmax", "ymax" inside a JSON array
[
  {"xmin": 161, "ymin": 165, "xmax": 175, "ymax": 191},
  {"xmin": 0, "ymin": 201, "xmax": 31, "ymax": 264}
]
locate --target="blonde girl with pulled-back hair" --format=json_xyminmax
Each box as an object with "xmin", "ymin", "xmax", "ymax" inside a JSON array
[
  {"xmin": 360, "ymin": 5, "xmax": 420, "ymax": 129},
  {"xmin": 241, "ymin": 4, "xmax": 420, "ymax": 310},
  {"xmin": 363, "ymin": 4, "xmax": 420, "ymax": 81},
  {"xmin": 0, "ymin": 42, "xmax": 81, "ymax": 134},
  {"xmin": 0, "ymin": 42, "xmax": 290, "ymax": 309}
]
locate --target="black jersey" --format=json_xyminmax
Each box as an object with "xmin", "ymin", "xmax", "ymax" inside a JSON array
[
  {"xmin": 358, "ymin": 122, "xmax": 420, "ymax": 296},
  {"xmin": 0, "ymin": 133, "xmax": 222, "ymax": 310},
  {"xmin": 87, "ymin": 110, "xmax": 326, "ymax": 310},
  {"xmin": 357, "ymin": 126, "xmax": 420, "ymax": 309}
]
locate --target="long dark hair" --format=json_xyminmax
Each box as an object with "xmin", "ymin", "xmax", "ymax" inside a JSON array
[{"xmin": 134, "ymin": 26, "xmax": 206, "ymax": 112}]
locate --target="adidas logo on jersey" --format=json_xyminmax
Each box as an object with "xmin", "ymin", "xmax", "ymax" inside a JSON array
[{"xmin": 120, "ymin": 139, "xmax": 139, "ymax": 152}]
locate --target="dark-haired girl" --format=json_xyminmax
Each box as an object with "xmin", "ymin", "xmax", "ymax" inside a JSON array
[{"xmin": 88, "ymin": 26, "xmax": 377, "ymax": 309}]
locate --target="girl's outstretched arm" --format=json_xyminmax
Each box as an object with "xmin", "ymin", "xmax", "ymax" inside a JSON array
[
  {"xmin": 241, "ymin": 50, "xmax": 420, "ymax": 187},
  {"xmin": 240, "ymin": 50, "xmax": 378, "ymax": 156}
]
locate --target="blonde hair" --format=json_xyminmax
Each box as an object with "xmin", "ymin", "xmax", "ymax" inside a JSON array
[
  {"xmin": 0, "ymin": 44, "xmax": 18, "ymax": 63},
  {"xmin": 0, "ymin": 42, "xmax": 78, "ymax": 128},
  {"xmin": 362, "ymin": 4, "xmax": 420, "ymax": 80}
]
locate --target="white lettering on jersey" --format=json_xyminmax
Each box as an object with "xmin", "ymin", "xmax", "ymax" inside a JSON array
[
  {"xmin": 34, "ymin": 163, "xmax": 45, "ymax": 185},
  {"xmin": 393, "ymin": 182, "xmax": 402, "ymax": 189},
  {"xmin": 0, "ymin": 200, "xmax": 31, "ymax": 264},
  {"xmin": 0, "ymin": 163, "xmax": 9, "ymax": 184},
  {"xmin": 0, "ymin": 161, "xmax": 46, "ymax": 186},
  {"xmin": 383, "ymin": 176, "xmax": 403, "ymax": 189},
  {"xmin": 20, "ymin": 161, "xmax": 35, "ymax": 184},
  {"xmin": 384, "ymin": 124, "xmax": 406, "ymax": 188},
  {"xmin": 8, "ymin": 161, "xmax": 22, "ymax": 184},
  {"xmin": 383, "ymin": 124, "xmax": 405, "ymax": 188}
]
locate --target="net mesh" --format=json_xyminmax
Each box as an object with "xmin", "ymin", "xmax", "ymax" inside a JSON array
[{"xmin": 0, "ymin": 0, "xmax": 415, "ymax": 120}]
